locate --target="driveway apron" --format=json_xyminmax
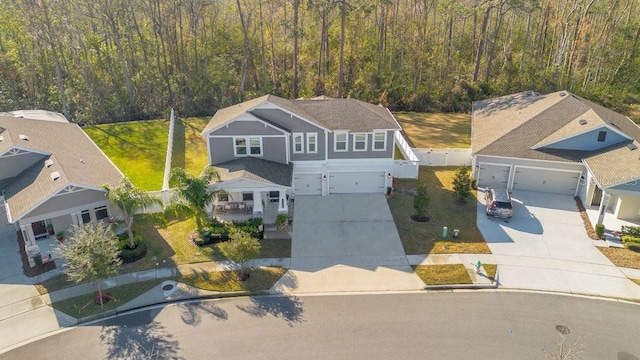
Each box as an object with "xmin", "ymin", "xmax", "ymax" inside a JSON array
[
  {"xmin": 0, "ymin": 229, "xmax": 75, "ymax": 353},
  {"xmin": 271, "ymin": 194, "xmax": 424, "ymax": 294}
]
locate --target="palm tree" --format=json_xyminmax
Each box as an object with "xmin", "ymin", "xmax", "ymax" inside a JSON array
[
  {"xmin": 102, "ymin": 177, "xmax": 162, "ymax": 249},
  {"xmin": 168, "ymin": 167, "xmax": 225, "ymax": 231}
]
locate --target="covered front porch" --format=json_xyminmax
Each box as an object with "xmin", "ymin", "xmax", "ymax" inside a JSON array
[{"xmin": 212, "ymin": 188, "xmax": 291, "ymax": 225}]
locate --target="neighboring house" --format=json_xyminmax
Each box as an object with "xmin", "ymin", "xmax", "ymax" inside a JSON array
[
  {"xmin": 201, "ymin": 95, "xmax": 418, "ymax": 217},
  {"xmin": 472, "ymin": 90, "xmax": 640, "ymax": 224},
  {"xmin": 0, "ymin": 111, "xmax": 123, "ymax": 260}
]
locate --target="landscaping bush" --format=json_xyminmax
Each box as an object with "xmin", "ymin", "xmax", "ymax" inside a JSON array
[
  {"xmin": 192, "ymin": 218, "xmax": 264, "ymax": 247},
  {"xmin": 621, "ymin": 225, "xmax": 640, "ymax": 237},
  {"xmin": 595, "ymin": 223, "xmax": 605, "ymax": 239},
  {"xmin": 621, "ymin": 235, "xmax": 640, "ymax": 245},
  {"xmin": 120, "ymin": 242, "xmax": 148, "ymax": 263}
]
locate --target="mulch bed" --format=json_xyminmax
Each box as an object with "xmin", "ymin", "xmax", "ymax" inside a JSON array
[{"xmin": 17, "ymin": 231, "xmax": 57, "ymax": 277}]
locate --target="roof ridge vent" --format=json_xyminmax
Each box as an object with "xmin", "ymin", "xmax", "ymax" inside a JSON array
[
  {"xmin": 50, "ymin": 171, "xmax": 60, "ymax": 181},
  {"xmin": 559, "ymin": 91, "xmax": 567, "ymax": 97},
  {"xmin": 44, "ymin": 159, "xmax": 54, "ymax": 168},
  {"xmin": 627, "ymin": 143, "xmax": 637, "ymax": 151},
  {"xmin": 578, "ymin": 119, "xmax": 588, "ymax": 125},
  {"xmin": 19, "ymin": 134, "xmax": 28, "ymax": 141}
]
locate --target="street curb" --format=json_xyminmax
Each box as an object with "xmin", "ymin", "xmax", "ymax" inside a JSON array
[
  {"xmin": 423, "ymin": 283, "xmax": 498, "ymax": 291},
  {"xmin": 74, "ymin": 289, "xmax": 271, "ymax": 324}
]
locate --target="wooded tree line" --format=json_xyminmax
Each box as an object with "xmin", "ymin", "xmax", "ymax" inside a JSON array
[{"xmin": 0, "ymin": 0, "xmax": 638, "ymax": 124}]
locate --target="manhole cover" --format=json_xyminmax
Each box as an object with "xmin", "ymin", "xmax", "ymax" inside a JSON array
[
  {"xmin": 162, "ymin": 284, "xmax": 174, "ymax": 291},
  {"xmin": 555, "ymin": 325, "xmax": 570, "ymax": 335}
]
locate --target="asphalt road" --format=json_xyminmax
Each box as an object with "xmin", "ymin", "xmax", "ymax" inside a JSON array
[{"xmin": 2, "ymin": 292, "xmax": 639, "ymax": 359}]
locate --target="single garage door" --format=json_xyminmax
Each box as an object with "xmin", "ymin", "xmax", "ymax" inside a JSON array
[
  {"xmin": 477, "ymin": 163, "xmax": 510, "ymax": 189},
  {"xmin": 329, "ymin": 171, "xmax": 385, "ymax": 194},
  {"xmin": 512, "ymin": 167, "xmax": 579, "ymax": 195},
  {"xmin": 293, "ymin": 173, "xmax": 322, "ymax": 195}
]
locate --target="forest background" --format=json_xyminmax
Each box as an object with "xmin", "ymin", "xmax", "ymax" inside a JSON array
[{"xmin": 0, "ymin": 0, "xmax": 638, "ymax": 124}]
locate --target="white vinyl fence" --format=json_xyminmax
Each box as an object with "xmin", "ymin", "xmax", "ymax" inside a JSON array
[{"xmin": 413, "ymin": 148, "xmax": 472, "ymax": 167}]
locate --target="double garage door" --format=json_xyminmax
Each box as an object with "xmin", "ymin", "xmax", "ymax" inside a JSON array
[
  {"xmin": 478, "ymin": 163, "xmax": 580, "ymax": 195},
  {"xmin": 293, "ymin": 171, "xmax": 386, "ymax": 195}
]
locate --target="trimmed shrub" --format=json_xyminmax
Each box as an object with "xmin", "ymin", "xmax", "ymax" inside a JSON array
[
  {"xmin": 595, "ymin": 223, "xmax": 605, "ymax": 239},
  {"xmin": 120, "ymin": 242, "xmax": 147, "ymax": 263},
  {"xmin": 621, "ymin": 235, "xmax": 640, "ymax": 244},
  {"xmin": 621, "ymin": 225, "xmax": 640, "ymax": 237}
]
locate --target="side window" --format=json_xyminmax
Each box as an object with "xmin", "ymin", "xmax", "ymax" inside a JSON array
[
  {"xmin": 307, "ymin": 133, "xmax": 317, "ymax": 153},
  {"xmin": 293, "ymin": 133, "xmax": 304, "ymax": 154},
  {"xmin": 597, "ymin": 131, "xmax": 606, "ymax": 142},
  {"xmin": 334, "ymin": 132, "xmax": 348, "ymax": 152},
  {"xmin": 353, "ymin": 133, "xmax": 367, "ymax": 151},
  {"xmin": 235, "ymin": 138, "xmax": 247, "ymax": 155}
]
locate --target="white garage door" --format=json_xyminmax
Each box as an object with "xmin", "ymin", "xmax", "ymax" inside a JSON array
[
  {"xmin": 512, "ymin": 167, "xmax": 579, "ymax": 195},
  {"xmin": 329, "ymin": 171, "xmax": 386, "ymax": 194},
  {"xmin": 477, "ymin": 163, "xmax": 510, "ymax": 189},
  {"xmin": 293, "ymin": 173, "xmax": 322, "ymax": 195}
]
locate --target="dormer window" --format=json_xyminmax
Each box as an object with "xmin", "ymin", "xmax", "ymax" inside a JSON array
[{"xmin": 597, "ymin": 131, "xmax": 607, "ymax": 142}]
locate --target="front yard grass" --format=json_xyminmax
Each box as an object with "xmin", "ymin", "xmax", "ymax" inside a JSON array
[
  {"xmin": 413, "ymin": 264, "xmax": 472, "ymax": 285},
  {"xmin": 483, "ymin": 264, "xmax": 498, "ymax": 283},
  {"xmin": 393, "ymin": 112, "xmax": 471, "ymax": 148},
  {"xmin": 388, "ymin": 166, "xmax": 490, "ymax": 254},
  {"xmin": 599, "ymin": 247, "xmax": 640, "ymax": 270},
  {"xmin": 52, "ymin": 279, "xmax": 163, "ymax": 318},
  {"xmin": 176, "ymin": 267, "xmax": 286, "ymax": 292},
  {"xmin": 84, "ymin": 120, "xmax": 169, "ymax": 191}
]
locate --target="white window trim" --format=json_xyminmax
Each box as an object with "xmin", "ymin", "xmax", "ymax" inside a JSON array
[
  {"xmin": 334, "ymin": 131, "xmax": 349, "ymax": 152},
  {"xmin": 306, "ymin": 132, "xmax": 318, "ymax": 154},
  {"xmin": 233, "ymin": 136, "xmax": 263, "ymax": 157},
  {"xmin": 353, "ymin": 133, "xmax": 367, "ymax": 152},
  {"xmin": 373, "ymin": 131, "xmax": 387, "ymax": 151},
  {"xmin": 293, "ymin": 133, "xmax": 304, "ymax": 154}
]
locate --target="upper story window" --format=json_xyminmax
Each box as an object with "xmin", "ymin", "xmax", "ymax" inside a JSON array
[
  {"xmin": 353, "ymin": 133, "xmax": 367, "ymax": 151},
  {"xmin": 334, "ymin": 131, "xmax": 348, "ymax": 152},
  {"xmin": 293, "ymin": 133, "xmax": 304, "ymax": 154},
  {"xmin": 373, "ymin": 131, "xmax": 386, "ymax": 151},
  {"xmin": 597, "ymin": 131, "xmax": 607, "ymax": 142},
  {"xmin": 307, "ymin": 133, "xmax": 318, "ymax": 153},
  {"xmin": 234, "ymin": 137, "xmax": 262, "ymax": 156}
]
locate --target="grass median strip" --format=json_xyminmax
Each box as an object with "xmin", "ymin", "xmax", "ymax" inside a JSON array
[
  {"xmin": 176, "ymin": 267, "xmax": 287, "ymax": 292},
  {"xmin": 412, "ymin": 264, "xmax": 472, "ymax": 285},
  {"xmin": 483, "ymin": 264, "xmax": 498, "ymax": 283}
]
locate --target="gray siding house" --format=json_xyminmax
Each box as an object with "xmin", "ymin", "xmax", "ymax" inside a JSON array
[
  {"xmin": 472, "ymin": 90, "xmax": 640, "ymax": 224},
  {"xmin": 0, "ymin": 111, "xmax": 123, "ymax": 266},
  {"xmin": 201, "ymin": 95, "xmax": 418, "ymax": 217}
]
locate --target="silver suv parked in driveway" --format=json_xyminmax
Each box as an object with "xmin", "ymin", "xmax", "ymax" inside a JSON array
[{"xmin": 485, "ymin": 188, "xmax": 513, "ymax": 218}]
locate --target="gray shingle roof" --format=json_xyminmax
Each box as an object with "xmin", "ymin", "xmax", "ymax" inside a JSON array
[
  {"xmin": 0, "ymin": 115, "xmax": 123, "ymax": 221},
  {"xmin": 213, "ymin": 157, "xmax": 292, "ymax": 187},
  {"xmin": 202, "ymin": 95, "xmax": 400, "ymax": 135},
  {"xmin": 472, "ymin": 90, "xmax": 640, "ymax": 188}
]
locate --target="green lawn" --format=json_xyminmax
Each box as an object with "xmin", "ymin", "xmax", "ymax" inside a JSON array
[
  {"xmin": 176, "ymin": 267, "xmax": 287, "ymax": 292},
  {"xmin": 388, "ymin": 166, "xmax": 490, "ymax": 255},
  {"xmin": 483, "ymin": 264, "xmax": 498, "ymax": 283},
  {"xmin": 413, "ymin": 264, "xmax": 473, "ymax": 285},
  {"xmin": 171, "ymin": 117, "xmax": 210, "ymax": 177},
  {"xmin": 394, "ymin": 112, "xmax": 471, "ymax": 148},
  {"xmin": 84, "ymin": 120, "xmax": 169, "ymax": 191}
]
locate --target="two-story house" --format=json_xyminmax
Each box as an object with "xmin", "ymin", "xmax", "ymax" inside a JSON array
[
  {"xmin": 0, "ymin": 110, "xmax": 123, "ymax": 264},
  {"xmin": 201, "ymin": 95, "xmax": 418, "ymax": 217},
  {"xmin": 472, "ymin": 90, "xmax": 640, "ymax": 224}
]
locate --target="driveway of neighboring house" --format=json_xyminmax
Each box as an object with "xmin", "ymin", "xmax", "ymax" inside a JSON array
[
  {"xmin": 271, "ymin": 194, "xmax": 425, "ymax": 294},
  {"xmin": 0, "ymin": 229, "xmax": 75, "ymax": 352},
  {"xmin": 476, "ymin": 189, "xmax": 640, "ymax": 296}
]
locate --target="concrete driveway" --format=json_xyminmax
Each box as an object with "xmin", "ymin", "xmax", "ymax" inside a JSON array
[
  {"xmin": 271, "ymin": 194, "xmax": 424, "ymax": 294},
  {"xmin": 476, "ymin": 190, "xmax": 640, "ymax": 297},
  {"xmin": 0, "ymin": 229, "xmax": 75, "ymax": 352}
]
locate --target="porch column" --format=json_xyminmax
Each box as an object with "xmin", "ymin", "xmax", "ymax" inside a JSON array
[
  {"xmin": 71, "ymin": 212, "xmax": 81, "ymax": 226},
  {"xmin": 277, "ymin": 189, "xmax": 288, "ymax": 213},
  {"xmin": 596, "ymin": 190, "xmax": 610, "ymax": 225},
  {"xmin": 252, "ymin": 190, "xmax": 263, "ymax": 217},
  {"xmin": 21, "ymin": 224, "xmax": 36, "ymax": 247}
]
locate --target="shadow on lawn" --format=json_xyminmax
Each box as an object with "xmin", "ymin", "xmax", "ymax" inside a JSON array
[{"xmin": 171, "ymin": 118, "xmax": 186, "ymax": 170}]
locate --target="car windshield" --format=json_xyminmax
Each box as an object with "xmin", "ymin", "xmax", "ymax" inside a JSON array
[{"xmin": 495, "ymin": 201, "xmax": 511, "ymax": 209}]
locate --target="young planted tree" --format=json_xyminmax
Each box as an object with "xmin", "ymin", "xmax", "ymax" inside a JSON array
[
  {"xmin": 168, "ymin": 167, "xmax": 225, "ymax": 231},
  {"xmin": 56, "ymin": 223, "xmax": 122, "ymax": 308},
  {"xmin": 103, "ymin": 177, "xmax": 162, "ymax": 249},
  {"xmin": 452, "ymin": 166, "xmax": 472, "ymax": 204},
  {"xmin": 220, "ymin": 226, "xmax": 261, "ymax": 281},
  {"xmin": 413, "ymin": 184, "xmax": 430, "ymax": 222}
]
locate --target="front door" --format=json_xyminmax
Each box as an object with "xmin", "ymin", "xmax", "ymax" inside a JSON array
[
  {"xmin": 591, "ymin": 186, "xmax": 603, "ymax": 207},
  {"xmin": 31, "ymin": 220, "xmax": 47, "ymax": 237}
]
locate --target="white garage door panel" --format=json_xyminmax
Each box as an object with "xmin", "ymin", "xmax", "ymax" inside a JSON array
[
  {"xmin": 513, "ymin": 168, "xmax": 579, "ymax": 195},
  {"xmin": 478, "ymin": 164, "xmax": 510, "ymax": 189},
  {"xmin": 329, "ymin": 172, "xmax": 386, "ymax": 194},
  {"xmin": 294, "ymin": 173, "xmax": 322, "ymax": 195}
]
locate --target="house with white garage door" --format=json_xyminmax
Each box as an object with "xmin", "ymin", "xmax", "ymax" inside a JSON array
[
  {"xmin": 201, "ymin": 95, "xmax": 418, "ymax": 217},
  {"xmin": 472, "ymin": 90, "xmax": 640, "ymax": 224}
]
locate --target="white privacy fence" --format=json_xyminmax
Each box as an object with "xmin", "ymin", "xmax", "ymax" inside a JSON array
[{"xmin": 413, "ymin": 148, "xmax": 473, "ymax": 167}]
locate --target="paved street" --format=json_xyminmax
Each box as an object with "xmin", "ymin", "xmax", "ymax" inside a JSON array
[{"xmin": 2, "ymin": 292, "xmax": 639, "ymax": 359}]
